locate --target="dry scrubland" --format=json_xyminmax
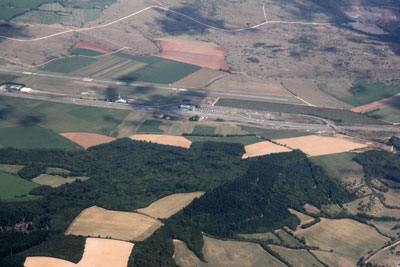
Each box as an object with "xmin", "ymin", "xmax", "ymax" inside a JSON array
[
  {"xmin": 242, "ymin": 141, "xmax": 292, "ymax": 159},
  {"xmin": 295, "ymin": 218, "xmax": 389, "ymax": 261},
  {"xmin": 136, "ymin": 192, "xmax": 204, "ymax": 219},
  {"xmin": 32, "ymin": 174, "xmax": 88, "ymax": 188},
  {"xmin": 24, "ymin": 238, "xmax": 133, "ymax": 267},
  {"xmin": 60, "ymin": 133, "xmax": 116, "ymax": 149},
  {"xmin": 130, "ymin": 134, "xmax": 192, "ymax": 148},
  {"xmin": 65, "ymin": 206, "xmax": 163, "ymax": 241},
  {"xmin": 274, "ymin": 135, "xmax": 368, "ymax": 156}
]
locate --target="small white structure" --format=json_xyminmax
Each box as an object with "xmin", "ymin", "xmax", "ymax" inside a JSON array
[{"xmin": 20, "ymin": 87, "xmax": 32, "ymax": 92}]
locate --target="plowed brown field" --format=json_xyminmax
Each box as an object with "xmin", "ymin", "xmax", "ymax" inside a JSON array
[
  {"xmin": 173, "ymin": 68, "xmax": 227, "ymax": 88},
  {"xmin": 156, "ymin": 39, "xmax": 229, "ymax": 70},
  {"xmin": 130, "ymin": 134, "xmax": 192, "ymax": 148},
  {"xmin": 75, "ymin": 42, "xmax": 113, "ymax": 54},
  {"xmin": 242, "ymin": 141, "xmax": 292, "ymax": 158},
  {"xmin": 60, "ymin": 133, "xmax": 116, "ymax": 149}
]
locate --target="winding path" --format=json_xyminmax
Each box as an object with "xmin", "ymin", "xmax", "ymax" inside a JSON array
[{"xmin": 0, "ymin": 2, "xmax": 333, "ymax": 42}]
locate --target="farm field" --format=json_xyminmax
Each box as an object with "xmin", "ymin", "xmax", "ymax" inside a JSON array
[
  {"xmin": 269, "ymin": 245, "xmax": 323, "ymax": 267},
  {"xmin": 40, "ymin": 57, "xmax": 98, "ymax": 73},
  {"xmin": 24, "ymin": 238, "xmax": 133, "ymax": 267},
  {"xmin": 274, "ymin": 230, "xmax": 302, "ymax": 247},
  {"xmin": 130, "ymin": 134, "xmax": 192, "ymax": 148},
  {"xmin": 368, "ymin": 220, "xmax": 400, "ymax": 238},
  {"xmin": 69, "ymin": 48, "xmax": 104, "ymax": 57},
  {"xmin": 202, "ymin": 236, "xmax": 286, "ymax": 267},
  {"xmin": 156, "ymin": 39, "xmax": 229, "ymax": 70},
  {"xmin": 0, "ymin": 125, "xmax": 80, "ymax": 149},
  {"xmin": 274, "ymin": 135, "xmax": 368, "ymax": 157},
  {"xmin": 370, "ymin": 243, "xmax": 400, "ymax": 266},
  {"xmin": 281, "ymin": 78, "xmax": 351, "ymax": 108},
  {"xmin": 74, "ymin": 42, "xmax": 113, "ymax": 54},
  {"xmin": 172, "ymin": 68, "xmax": 227, "ymax": 88},
  {"xmin": 0, "ymin": 171, "xmax": 39, "ymax": 199},
  {"xmin": 114, "ymin": 111, "xmax": 149, "ymax": 137},
  {"xmin": 191, "ymin": 125, "xmax": 216, "ymax": 135},
  {"xmin": 136, "ymin": 120, "xmax": 164, "ymax": 134},
  {"xmin": 342, "ymin": 81, "xmax": 400, "ymax": 107},
  {"xmin": 173, "ymin": 239, "xmax": 206, "ymax": 267},
  {"xmin": 344, "ymin": 195, "xmax": 400, "ymax": 219},
  {"xmin": 0, "ymin": 95, "xmax": 130, "ymax": 135},
  {"xmin": 367, "ymin": 105, "xmax": 400, "ymax": 123},
  {"xmin": 186, "ymin": 135, "xmax": 262, "ymax": 146},
  {"xmin": 311, "ymin": 250, "xmax": 355, "ymax": 267},
  {"xmin": 351, "ymin": 93, "xmax": 400, "ymax": 113},
  {"xmin": 216, "ymin": 98, "xmax": 387, "ymax": 125},
  {"xmin": 65, "ymin": 206, "xmax": 163, "ymax": 241},
  {"xmin": 0, "ymin": 0, "xmax": 55, "ymax": 20},
  {"xmin": 240, "ymin": 126, "xmax": 310, "ymax": 139},
  {"xmin": 60, "ymin": 133, "xmax": 116, "ymax": 149},
  {"xmin": 288, "ymin": 209, "xmax": 314, "ymax": 226},
  {"xmin": 238, "ymin": 232, "xmax": 281, "ymax": 243},
  {"xmin": 382, "ymin": 189, "xmax": 400, "ymax": 207},
  {"xmin": 32, "ymin": 174, "xmax": 88, "ymax": 188},
  {"xmin": 295, "ymin": 218, "xmax": 389, "ymax": 260},
  {"xmin": 136, "ymin": 192, "xmax": 204, "ymax": 219},
  {"xmin": 316, "ymin": 80, "xmax": 353, "ymax": 100},
  {"xmin": 242, "ymin": 141, "xmax": 292, "ymax": 159},
  {"xmin": 0, "ymin": 164, "xmax": 24, "ymax": 175}
]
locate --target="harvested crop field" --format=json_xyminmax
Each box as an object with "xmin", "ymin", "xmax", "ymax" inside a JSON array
[
  {"xmin": 242, "ymin": 141, "xmax": 291, "ymax": 159},
  {"xmin": 60, "ymin": 133, "xmax": 116, "ymax": 149},
  {"xmin": 75, "ymin": 42, "xmax": 113, "ymax": 54},
  {"xmin": 156, "ymin": 39, "xmax": 229, "ymax": 70},
  {"xmin": 32, "ymin": 174, "xmax": 88, "ymax": 188},
  {"xmin": 295, "ymin": 218, "xmax": 389, "ymax": 260},
  {"xmin": 25, "ymin": 238, "xmax": 134, "ymax": 267},
  {"xmin": 65, "ymin": 206, "xmax": 163, "ymax": 241},
  {"xmin": 136, "ymin": 192, "xmax": 204, "ymax": 219},
  {"xmin": 274, "ymin": 135, "xmax": 368, "ymax": 157},
  {"xmin": 172, "ymin": 68, "xmax": 227, "ymax": 88},
  {"xmin": 269, "ymin": 245, "xmax": 323, "ymax": 267},
  {"xmin": 130, "ymin": 134, "xmax": 192, "ymax": 148},
  {"xmin": 311, "ymin": 250, "xmax": 355, "ymax": 267}
]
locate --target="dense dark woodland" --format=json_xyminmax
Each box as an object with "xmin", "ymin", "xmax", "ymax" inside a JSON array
[{"xmin": 0, "ymin": 139, "xmax": 354, "ymax": 266}]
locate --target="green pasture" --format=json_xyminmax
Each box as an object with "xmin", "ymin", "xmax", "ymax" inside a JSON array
[
  {"xmin": 186, "ymin": 135, "xmax": 261, "ymax": 146},
  {"xmin": 342, "ymin": 82, "xmax": 400, "ymax": 107},
  {"xmin": 137, "ymin": 120, "xmax": 163, "ymax": 133},
  {"xmin": 70, "ymin": 48, "xmax": 104, "ymax": 57},
  {"xmin": 0, "ymin": 125, "xmax": 80, "ymax": 149},
  {"xmin": 0, "ymin": 95, "xmax": 129, "ymax": 135},
  {"xmin": 13, "ymin": 10, "xmax": 62, "ymax": 24},
  {"xmin": 368, "ymin": 105, "xmax": 400, "ymax": 123},
  {"xmin": 191, "ymin": 125, "xmax": 216, "ymax": 135},
  {"xmin": 241, "ymin": 126, "xmax": 310, "ymax": 140},
  {"xmin": 0, "ymin": 171, "xmax": 39, "ymax": 199},
  {"xmin": 41, "ymin": 56, "xmax": 98, "ymax": 73}
]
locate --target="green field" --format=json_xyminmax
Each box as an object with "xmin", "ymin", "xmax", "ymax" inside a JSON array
[
  {"xmin": 191, "ymin": 125, "xmax": 216, "ymax": 135},
  {"xmin": 368, "ymin": 105, "xmax": 400, "ymax": 123},
  {"xmin": 13, "ymin": 10, "xmax": 62, "ymax": 24},
  {"xmin": 32, "ymin": 174, "xmax": 88, "ymax": 188},
  {"xmin": 0, "ymin": 0, "xmax": 54, "ymax": 20},
  {"xmin": 240, "ymin": 126, "xmax": 310, "ymax": 139},
  {"xmin": 0, "ymin": 95, "xmax": 130, "ymax": 135},
  {"xmin": 41, "ymin": 56, "xmax": 98, "ymax": 73},
  {"xmin": 137, "ymin": 120, "xmax": 164, "ymax": 133},
  {"xmin": 0, "ymin": 125, "xmax": 81, "ymax": 149},
  {"xmin": 0, "ymin": 171, "xmax": 39, "ymax": 199},
  {"xmin": 216, "ymin": 98, "xmax": 387, "ymax": 125},
  {"xmin": 342, "ymin": 82, "xmax": 400, "ymax": 107},
  {"xmin": 70, "ymin": 48, "xmax": 104, "ymax": 57},
  {"xmin": 0, "ymin": 74, "xmax": 20, "ymax": 84},
  {"xmin": 275, "ymin": 230, "xmax": 303, "ymax": 247},
  {"xmin": 186, "ymin": 135, "xmax": 262, "ymax": 146}
]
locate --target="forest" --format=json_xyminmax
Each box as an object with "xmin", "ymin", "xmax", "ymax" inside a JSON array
[{"xmin": 0, "ymin": 139, "xmax": 352, "ymax": 266}]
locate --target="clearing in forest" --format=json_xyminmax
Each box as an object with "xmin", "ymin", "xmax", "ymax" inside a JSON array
[
  {"xmin": 136, "ymin": 192, "xmax": 205, "ymax": 219},
  {"xmin": 65, "ymin": 206, "xmax": 163, "ymax": 241},
  {"xmin": 24, "ymin": 237, "xmax": 133, "ymax": 267},
  {"xmin": 242, "ymin": 141, "xmax": 291, "ymax": 159},
  {"xmin": 156, "ymin": 39, "xmax": 229, "ymax": 70},
  {"xmin": 32, "ymin": 174, "xmax": 88, "ymax": 188},
  {"xmin": 274, "ymin": 135, "xmax": 368, "ymax": 157},
  {"xmin": 60, "ymin": 133, "xmax": 116, "ymax": 149},
  {"xmin": 130, "ymin": 134, "xmax": 192, "ymax": 148}
]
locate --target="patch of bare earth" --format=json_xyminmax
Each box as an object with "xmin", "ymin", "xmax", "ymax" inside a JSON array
[
  {"xmin": 274, "ymin": 135, "xmax": 368, "ymax": 157},
  {"xmin": 130, "ymin": 134, "xmax": 192, "ymax": 148},
  {"xmin": 172, "ymin": 68, "xmax": 228, "ymax": 88},
  {"xmin": 156, "ymin": 39, "xmax": 229, "ymax": 70},
  {"xmin": 65, "ymin": 206, "xmax": 163, "ymax": 241},
  {"xmin": 25, "ymin": 238, "xmax": 134, "ymax": 267},
  {"xmin": 242, "ymin": 141, "xmax": 292, "ymax": 159},
  {"xmin": 136, "ymin": 192, "xmax": 204, "ymax": 219},
  {"xmin": 60, "ymin": 133, "xmax": 116, "ymax": 149}
]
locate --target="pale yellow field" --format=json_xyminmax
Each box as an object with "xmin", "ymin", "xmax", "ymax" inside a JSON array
[
  {"xmin": 295, "ymin": 218, "xmax": 389, "ymax": 260},
  {"xmin": 242, "ymin": 141, "xmax": 292, "ymax": 159},
  {"xmin": 383, "ymin": 189, "xmax": 400, "ymax": 207},
  {"xmin": 60, "ymin": 133, "xmax": 116, "ymax": 149},
  {"xmin": 288, "ymin": 208, "xmax": 314, "ymax": 227},
  {"xmin": 311, "ymin": 250, "xmax": 355, "ymax": 266},
  {"xmin": 136, "ymin": 192, "xmax": 204, "ymax": 219},
  {"xmin": 269, "ymin": 245, "xmax": 324, "ymax": 267},
  {"xmin": 274, "ymin": 135, "xmax": 368, "ymax": 156},
  {"xmin": 65, "ymin": 206, "xmax": 163, "ymax": 241},
  {"xmin": 32, "ymin": 174, "xmax": 88, "ymax": 188},
  {"xmin": 25, "ymin": 238, "xmax": 134, "ymax": 267},
  {"xmin": 304, "ymin": 204, "xmax": 320, "ymax": 214},
  {"xmin": 130, "ymin": 134, "xmax": 192, "ymax": 148},
  {"xmin": 173, "ymin": 239, "xmax": 207, "ymax": 267}
]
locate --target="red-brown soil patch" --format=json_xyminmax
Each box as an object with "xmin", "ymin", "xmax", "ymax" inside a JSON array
[
  {"xmin": 75, "ymin": 42, "xmax": 113, "ymax": 54},
  {"xmin": 351, "ymin": 93, "xmax": 400, "ymax": 113},
  {"xmin": 156, "ymin": 39, "xmax": 229, "ymax": 70},
  {"xmin": 172, "ymin": 68, "xmax": 227, "ymax": 88},
  {"xmin": 60, "ymin": 133, "xmax": 116, "ymax": 149}
]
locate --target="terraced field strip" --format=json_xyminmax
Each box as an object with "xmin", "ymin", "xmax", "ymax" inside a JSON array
[{"xmin": 136, "ymin": 192, "xmax": 204, "ymax": 219}]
